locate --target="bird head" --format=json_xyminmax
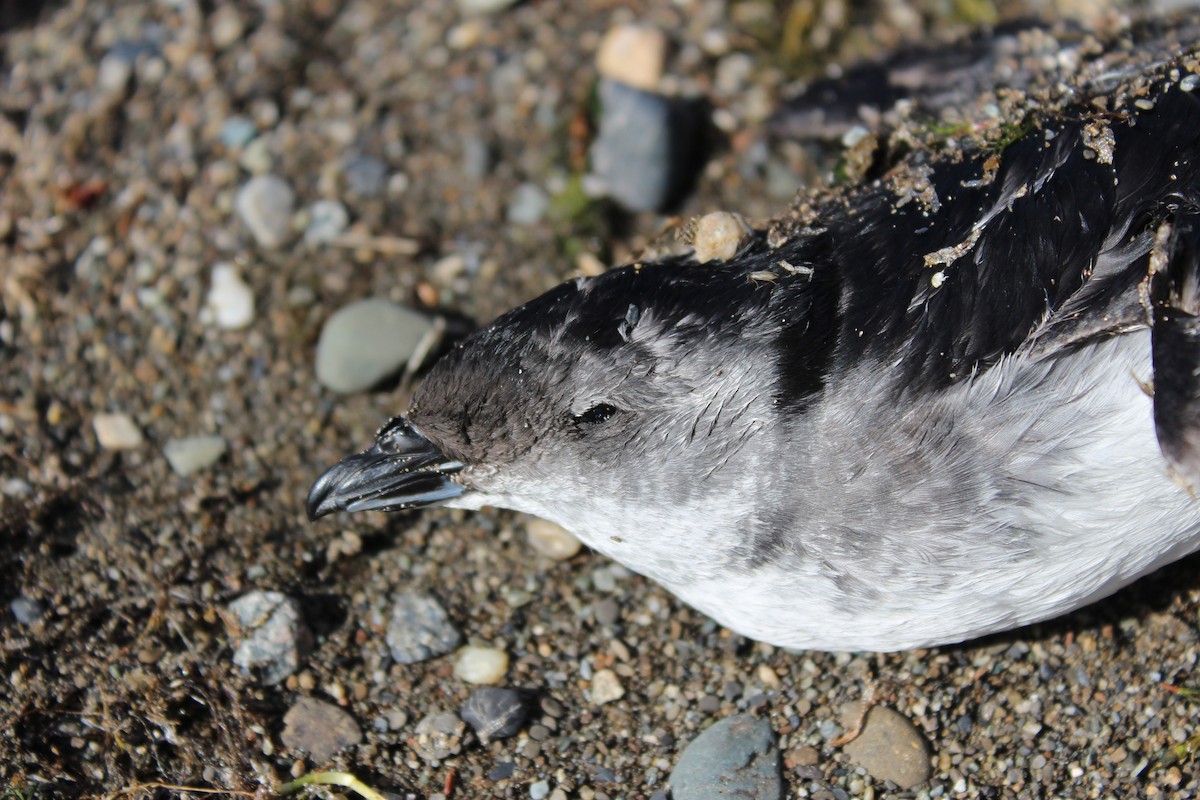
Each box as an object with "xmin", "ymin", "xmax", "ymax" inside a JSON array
[{"xmin": 307, "ymin": 257, "xmax": 831, "ymax": 564}]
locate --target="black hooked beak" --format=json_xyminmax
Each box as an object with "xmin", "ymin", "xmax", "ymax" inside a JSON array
[{"xmin": 307, "ymin": 418, "xmax": 467, "ymax": 520}]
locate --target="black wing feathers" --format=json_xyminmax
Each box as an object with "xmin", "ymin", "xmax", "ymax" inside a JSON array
[{"xmin": 815, "ymin": 84, "xmax": 1200, "ymax": 393}]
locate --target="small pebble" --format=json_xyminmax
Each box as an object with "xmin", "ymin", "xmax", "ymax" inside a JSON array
[
  {"xmin": 203, "ymin": 263, "xmax": 255, "ymax": 330},
  {"xmin": 507, "ymin": 182, "xmax": 550, "ymax": 225},
  {"xmin": 11, "ymin": 596, "xmax": 45, "ymax": 626},
  {"xmin": 163, "ymin": 435, "xmax": 228, "ymax": 477},
  {"xmin": 228, "ymin": 591, "xmax": 312, "ymax": 685},
  {"xmin": 591, "ymin": 567, "xmax": 618, "ymax": 593},
  {"xmin": 460, "ymin": 687, "xmax": 528, "ymax": 742},
  {"xmin": 2, "ymin": 478, "xmax": 31, "ymax": 497},
  {"xmin": 594, "ymin": 598, "xmax": 620, "ymax": 627},
  {"xmin": 524, "ymin": 518, "xmax": 582, "ymax": 561},
  {"xmin": 453, "ymin": 645, "xmax": 509, "ymax": 685},
  {"xmin": 461, "ymin": 135, "xmax": 492, "ymax": 179},
  {"xmin": 209, "ymin": 5, "xmax": 246, "ymax": 50},
  {"xmin": 315, "ymin": 299, "xmax": 434, "ymax": 394},
  {"xmin": 235, "ymin": 174, "xmax": 295, "ymax": 249},
  {"xmin": 692, "ymin": 212, "xmax": 751, "ymax": 263},
  {"xmin": 93, "ymin": 413, "xmax": 144, "ymax": 450},
  {"xmin": 529, "ymin": 780, "xmax": 550, "ymax": 800},
  {"xmin": 840, "ymin": 703, "xmax": 932, "ymax": 789},
  {"xmin": 97, "ymin": 52, "xmax": 133, "ymax": 94},
  {"xmin": 343, "ymin": 154, "xmax": 388, "ymax": 198},
  {"xmin": 456, "ymin": 0, "xmax": 521, "ymax": 12},
  {"xmin": 589, "ymin": 668, "xmax": 625, "ymax": 705},
  {"xmin": 596, "ymin": 24, "xmax": 668, "ymax": 92},
  {"xmin": 413, "ymin": 711, "xmax": 466, "ymax": 762},
  {"xmin": 238, "ymin": 138, "xmax": 274, "ymax": 174},
  {"xmin": 304, "ymin": 200, "xmax": 350, "ymax": 245},
  {"xmin": 385, "ymin": 592, "xmax": 462, "ymax": 664},
  {"xmin": 218, "ymin": 116, "xmax": 257, "ymax": 150},
  {"xmin": 669, "ymin": 714, "xmax": 783, "ymax": 800},
  {"xmin": 281, "ymin": 697, "xmax": 362, "ymax": 762}
]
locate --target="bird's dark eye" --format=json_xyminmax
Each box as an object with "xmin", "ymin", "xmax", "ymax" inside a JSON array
[{"xmin": 572, "ymin": 403, "xmax": 619, "ymax": 426}]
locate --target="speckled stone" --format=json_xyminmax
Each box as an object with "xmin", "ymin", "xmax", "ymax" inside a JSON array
[
  {"xmin": 228, "ymin": 591, "xmax": 312, "ymax": 685},
  {"xmin": 841, "ymin": 703, "xmax": 933, "ymax": 789},
  {"xmin": 669, "ymin": 714, "xmax": 783, "ymax": 800},
  {"xmin": 281, "ymin": 697, "xmax": 362, "ymax": 762},
  {"xmin": 385, "ymin": 592, "xmax": 462, "ymax": 664}
]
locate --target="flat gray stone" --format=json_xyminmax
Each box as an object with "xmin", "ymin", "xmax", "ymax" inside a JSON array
[
  {"xmin": 385, "ymin": 592, "xmax": 462, "ymax": 664},
  {"xmin": 315, "ymin": 299, "xmax": 433, "ymax": 394},
  {"xmin": 669, "ymin": 714, "xmax": 783, "ymax": 800}
]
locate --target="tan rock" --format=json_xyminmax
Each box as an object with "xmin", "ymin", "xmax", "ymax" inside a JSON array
[{"xmin": 596, "ymin": 24, "xmax": 667, "ymax": 92}]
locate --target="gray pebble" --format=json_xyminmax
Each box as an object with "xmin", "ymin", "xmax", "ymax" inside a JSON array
[
  {"xmin": 590, "ymin": 78, "xmax": 703, "ymax": 213},
  {"xmin": 591, "ymin": 566, "xmax": 618, "ymax": 593},
  {"xmin": 281, "ymin": 696, "xmax": 362, "ymax": 762},
  {"xmin": 669, "ymin": 714, "xmax": 783, "ymax": 800},
  {"xmin": 506, "ymin": 182, "xmax": 550, "ymax": 224},
  {"xmin": 840, "ymin": 703, "xmax": 932, "ymax": 789},
  {"xmin": 228, "ymin": 591, "xmax": 312, "ymax": 685},
  {"xmin": 97, "ymin": 52, "xmax": 133, "ymax": 95},
  {"xmin": 413, "ymin": 711, "xmax": 466, "ymax": 762},
  {"xmin": 238, "ymin": 138, "xmax": 274, "ymax": 174},
  {"xmin": 163, "ymin": 435, "xmax": 227, "ymax": 477},
  {"xmin": 11, "ymin": 596, "xmax": 45, "ymax": 626},
  {"xmin": 529, "ymin": 780, "xmax": 550, "ymax": 800},
  {"xmin": 461, "ymin": 135, "xmax": 493, "ymax": 180},
  {"xmin": 457, "ymin": 0, "xmax": 521, "ymax": 12},
  {"xmin": 218, "ymin": 116, "xmax": 258, "ymax": 150},
  {"xmin": 315, "ymin": 299, "xmax": 434, "ymax": 394},
  {"xmin": 385, "ymin": 592, "xmax": 462, "ymax": 664},
  {"xmin": 235, "ymin": 174, "xmax": 295, "ymax": 249},
  {"xmin": 2, "ymin": 478, "xmax": 31, "ymax": 497},
  {"xmin": 304, "ymin": 199, "xmax": 350, "ymax": 245},
  {"xmin": 460, "ymin": 687, "xmax": 528, "ymax": 741},
  {"xmin": 343, "ymin": 154, "xmax": 388, "ymax": 198},
  {"xmin": 594, "ymin": 597, "xmax": 620, "ymax": 627}
]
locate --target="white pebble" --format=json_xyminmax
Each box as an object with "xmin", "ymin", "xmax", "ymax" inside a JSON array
[
  {"xmin": 210, "ymin": 5, "xmax": 245, "ymax": 50},
  {"xmin": 304, "ymin": 200, "xmax": 350, "ymax": 245},
  {"xmin": 235, "ymin": 174, "xmax": 295, "ymax": 249},
  {"xmin": 96, "ymin": 53, "xmax": 132, "ymax": 95},
  {"xmin": 163, "ymin": 435, "xmax": 227, "ymax": 477},
  {"xmin": 204, "ymin": 263, "xmax": 255, "ymax": 330},
  {"xmin": 453, "ymin": 645, "xmax": 509, "ymax": 685},
  {"xmin": 93, "ymin": 413, "xmax": 144, "ymax": 450},
  {"xmin": 525, "ymin": 518, "xmax": 582, "ymax": 561},
  {"xmin": 589, "ymin": 668, "xmax": 625, "ymax": 705}
]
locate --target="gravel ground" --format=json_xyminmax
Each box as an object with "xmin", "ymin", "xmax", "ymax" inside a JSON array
[{"xmin": 3, "ymin": 1, "xmax": 1200, "ymax": 799}]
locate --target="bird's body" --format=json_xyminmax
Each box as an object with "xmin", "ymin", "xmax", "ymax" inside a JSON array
[{"xmin": 310, "ymin": 32, "xmax": 1200, "ymax": 651}]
